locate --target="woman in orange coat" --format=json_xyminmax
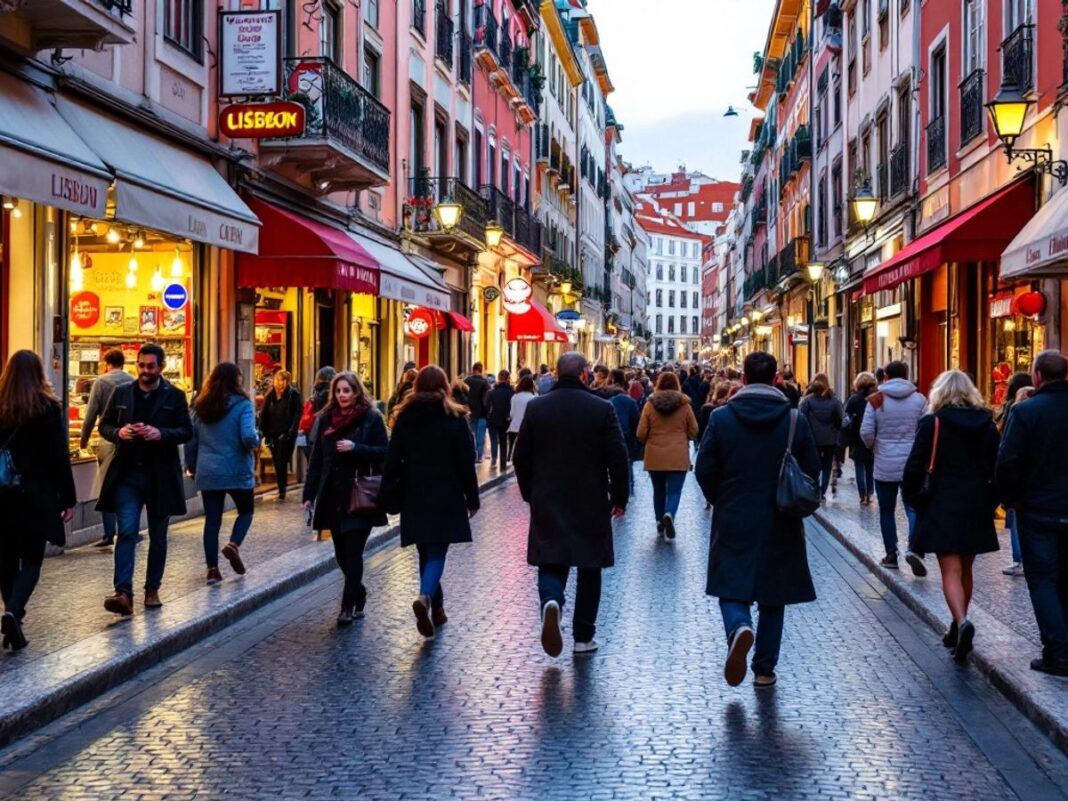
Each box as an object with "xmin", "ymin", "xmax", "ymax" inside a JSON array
[{"xmin": 637, "ymin": 372, "xmax": 699, "ymax": 540}]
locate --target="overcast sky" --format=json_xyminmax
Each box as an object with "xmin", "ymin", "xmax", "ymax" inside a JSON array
[{"xmin": 588, "ymin": 0, "xmax": 776, "ymax": 182}]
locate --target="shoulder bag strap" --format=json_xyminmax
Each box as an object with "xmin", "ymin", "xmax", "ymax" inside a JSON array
[
  {"xmin": 785, "ymin": 409, "xmax": 798, "ymax": 455},
  {"xmin": 0, "ymin": 425, "xmax": 21, "ymax": 451},
  {"xmin": 927, "ymin": 417, "xmax": 941, "ymax": 474}
]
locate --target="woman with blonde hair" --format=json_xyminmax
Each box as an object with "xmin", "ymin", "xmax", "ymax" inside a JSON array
[
  {"xmin": 843, "ymin": 372, "xmax": 878, "ymax": 505},
  {"xmin": 903, "ymin": 370, "xmax": 999, "ymax": 662}
]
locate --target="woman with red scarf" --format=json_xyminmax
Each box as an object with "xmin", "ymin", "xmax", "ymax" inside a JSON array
[{"xmin": 303, "ymin": 372, "xmax": 388, "ymax": 626}]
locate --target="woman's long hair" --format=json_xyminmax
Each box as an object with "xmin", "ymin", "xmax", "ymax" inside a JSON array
[
  {"xmin": 0, "ymin": 350, "xmax": 60, "ymax": 428},
  {"xmin": 391, "ymin": 365, "xmax": 468, "ymax": 424},
  {"xmin": 806, "ymin": 373, "xmax": 833, "ymax": 398},
  {"xmin": 193, "ymin": 362, "xmax": 247, "ymax": 424},
  {"xmin": 320, "ymin": 371, "xmax": 374, "ymax": 417},
  {"xmin": 929, "ymin": 370, "xmax": 986, "ymax": 412},
  {"xmin": 999, "ymin": 371, "xmax": 1033, "ymax": 422}
]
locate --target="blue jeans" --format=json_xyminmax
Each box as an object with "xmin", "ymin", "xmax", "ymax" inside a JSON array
[
  {"xmin": 1017, "ymin": 514, "xmax": 1068, "ymax": 663},
  {"xmin": 472, "ymin": 418, "xmax": 488, "ymax": 461},
  {"xmin": 201, "ymin": 489, "xmax": 254, "ymax": 569},
  {"xmin": 101, "ymin": 512, "xmax": 117, "ymax": 542},
  {"xmin": 854, "ymin": 459, "xmax": 875, "ymax": 499},
  {"xmin": 649, "ymin": 471, "xmax": 687, "ymax": 520},
  {"xmin": 113, "ymin": 472, "xmax": 170, "ymax": 596},
  {"xmin": 538, "ymin": 565, "xmax": 602, "ymax": 643},
  {"xmin": 719, "ymin": 599, "xmax": 785, "ymax": 677},
  {"xmin": 874, "ymin": 479, "xmax": 917, "ymax": 557},
  {"xmin": 1007, "ymin": 509, "xmax": 1021, "ymax": 563},
  {"xmin": 417, "ymin": 543, "xmax": 449, "ymax": 610}
]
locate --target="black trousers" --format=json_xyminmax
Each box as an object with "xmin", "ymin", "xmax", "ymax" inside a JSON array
[
  {"xmin": 489, "ymin": 425, "xmax": 509, "ymax": 467},
  {"xmin": 268, "ymin": 437, "xmax": 296, "ymax": 497},
  {"xmin": 0, "ymin": 526, "xmax": 46, "ymax": 621},
  {"xmin": 331, "ymin": 526, "xmax": 372, "ymax": 612},
  {"xmin": 816, "ymin": 445, "xmax": 835, "ymax": 498},
  {"xmin": 537, "ymin": 565, "xmax": 602, "ymax": 643}
]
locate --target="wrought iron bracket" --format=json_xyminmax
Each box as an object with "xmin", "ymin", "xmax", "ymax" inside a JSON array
[{"xmin": 1006, "ymin": 145, "xmax": 1068, "ymax": 185}]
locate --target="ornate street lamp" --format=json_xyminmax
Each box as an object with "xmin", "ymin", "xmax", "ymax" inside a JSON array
[
  {"xmin": 560, "ymin": 279, "xmax": 573, "ymax": 295},
  {"xmin": 485, "ymin": 220, "xmax": 505, "ymax": 248},
  {"xmin": 432, "ymin": 198, "xmax": 463, "ymax": 231},
  {"xmin": 805, "ymin": 260, "xmax": 826, "ymax": 283},
  {"xmin": 986, "ymin": 80, "xmax": 1068, "ymax": 184},
  {"xmin": 850, "ymin": 183, "xmax": 878, "ymax": 229}
]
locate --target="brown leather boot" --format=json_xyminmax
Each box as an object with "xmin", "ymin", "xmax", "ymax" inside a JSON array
[
  {"xmin": 104, "ymin": 592, "xmax": 133, "ymax": 616},
  {"xmin": 206, "ymin": 567, "xmax": 223, "ymax": 585},
  {"xmin": 144, "ymin": 589, "xmax": 163, "ymax": 609},
  {"xmin": 221, "ymin": 542, "xmax": 246, "ymax": 575},
  {"xmin": 432, "ymin": 608, "xmax": 448, "ymax": 627}
]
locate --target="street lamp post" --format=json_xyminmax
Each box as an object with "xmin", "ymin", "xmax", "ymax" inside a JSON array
[
  {"xmin": 985, "ymin": 81, "xmax": 1068, "ymax": 185},
  {"xmin": 805, "ymin": 260, "xmax": 825, "ymax": 382}
]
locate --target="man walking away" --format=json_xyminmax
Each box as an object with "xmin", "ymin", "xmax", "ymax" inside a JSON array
[
  {"xmin": 513, "ymin": 352, "xmax": 629, "ymax": 657},
  {"xmin": 97, "ymin": 344, "xmax": 193, "ymax": 615},
  {"xmin": 536, "ymin": 364, "xmax": 555, "ymax": 395},
  {"xmin": 997, "ymin": 350, "xmax": 1068, "ymax": 676},
  {"xmin": 80, "ymin": 349, "xmax": 133, "ymax": 548},
  {"xmin": 465, "ymin": 363, "xmax": 491, "ymax": 463},
  {"xmin": 695, "ymin": 352, "xmax": 819, "ymax": 688},
  {"xmin": 860, "ymin": 360, "xmax": 927, "ymax": 575},
  {"xmin": 602, "ymin": 368, "xmax": 642, "ymax": 497}
]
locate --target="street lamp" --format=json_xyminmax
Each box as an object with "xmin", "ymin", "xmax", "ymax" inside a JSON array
[
  {"xmin": 433, "ymin": 198, "xmax": 464, "ymax": 231},
  {"xmin": 560, "ymin": 279, "xmax": 573, "ymax": 296},
  {"xmin": 485, "ymin": 221, "xmax": 505, "ymax": 249},
  {"xmin": 805, "ymin": 260, "xmax": 824, "ymax": 382},
  {"xmin": 805, "ymin": 260, "xmax": 826, "ymax": 283},
  {"xmin": 986, "ymin": 80, "xmax": 1068, "ymax": 184},
  {"xmin": 850, "ymin": 184, "xmax": 878, "ymax": 229}
]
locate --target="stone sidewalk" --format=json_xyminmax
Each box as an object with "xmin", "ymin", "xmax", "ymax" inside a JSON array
[
  {"xmin": 0, "ymin": 464, "xmax": 513, "ymax": 748},
  {"xmin": 815, "ymin": 473, "xmax": 1068, "ymax": 753}
]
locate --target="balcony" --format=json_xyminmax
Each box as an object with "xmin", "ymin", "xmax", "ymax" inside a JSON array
[
  {"xmin": 481, "ymin": 185, "xmax": 515, "ymax": 239},
  {"xmin": 513, "ymin": 206, "xmax": 542, "ymax": 257},
  {"xmin": 473, "ymin": 5, "xmax": 500, "ymax": 70},
  {"xmin": 959, "ymin": 69, "xmax": 984, "ymax": 146},
  {"xmin": 435, "ymin": 4, "xmax": 454, "ymax": 68},
  {"xmin": 876, "ymin": 163, "xmax": 888, "ymax": 203},
  {"xmin": 0, "ymin": 0, "xmax": 134, "ymax": 52},
  {"xmin": 403, "ymin": 175, "xmax": 488, "ymax": 256},
  {"xmin": 889, "ymin": 141, "xmax": 909, "ymax": 198},
  {"xmin": 1001, "ymin": 24, "xmax": 1033, "ymax": 93},
  {"xmin": 499, "ymin": 34, "xmax": 513, "ymax": 77},
  {"xmin": 459, "ymin": 31, "xmax": 473, "ymax": 85},
  {"xmin": 535, "ymin": 124, "xmax": 551, "ymax": 165},
  {"xmin": 770, "ymin": 236, "xmax": 809, "ymax": 287},
  {"xmin": 926, "ymin": 115, "xmax": 946, "ymax": 174},
  {"xmin": 412, "ymin": 0, "xmax": 427, "ymax": 36},
  {"xmin": 480, "ymin": 185, "xmax": 540, "ymax": 262},
  {"xmin": 266, "ymin": 58, "xmax": 390, "ymax": 193}
]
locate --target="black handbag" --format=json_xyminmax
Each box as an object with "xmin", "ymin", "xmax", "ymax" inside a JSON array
[
  {"xmin": 910, "ymin": 416, "xmax": 941, "ymax": 507},
  {"xmin": 776, "ymin": 410, "xmax": 822, "ymax": 518}
]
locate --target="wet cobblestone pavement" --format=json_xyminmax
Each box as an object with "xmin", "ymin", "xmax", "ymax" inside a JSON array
[{"xmin": 3, "ymin": 476, "xmax": 1067, "ymax": 800}]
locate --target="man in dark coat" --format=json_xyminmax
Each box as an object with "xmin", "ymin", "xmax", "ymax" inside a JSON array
[
  {"xmin": 465, "ymin": 363, "xmax": 491, "ymax": 463},
  {"xmin": 695, "ymin": 351, "xmax": 819, "ymax": 688},
  {"xmin": 97, "ymin": 344, "xmax": 193, "ymax": 616},
  {"xmin": 513, "ymin": 352, "xmax": 629, "ymax": 658},
  {"xmin": 997, "ymin": 350, "xmax": 1068, "ymax": 676}
]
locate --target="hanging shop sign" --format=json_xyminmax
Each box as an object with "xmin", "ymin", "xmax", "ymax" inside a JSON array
[
  {"xmin": 988, "ymin": 291, "xmax": 1015, "ymax": 319},
  {"xmin": 502, "ymin": 277, "xmax": 533, "ymax": 315},
  {"xmin": 482, "ymin": 286, "xmax": 501, "ymax": 303},
  {"xmin": 405, "ymin": 307, "xmax": 435, "ymax": 339},
  {"xmin": 219, "ymin": 101, "xmax": 305, "ymax": 139},
  {"xmin": 219, "ymin": 10, "xmax": 282, "ymax": 98},
  {"xmin": 70, "ymin": 291, "xmax": 101, "ymax": 329},
  {"xmin": 162, "ymin": 283, "xmax": 189, "ymax": 311}
]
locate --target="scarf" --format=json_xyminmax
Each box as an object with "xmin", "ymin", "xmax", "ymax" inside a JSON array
[{"xmin": 324, "ymin": 402, "xmax": 368, "ymax": 437}]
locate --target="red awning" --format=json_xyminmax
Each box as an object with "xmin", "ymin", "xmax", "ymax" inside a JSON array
[
  {"xmin": 862, "ymin": 178, "xmax": 1035, "ymax": 295},
  {"xmin": 506, "ymin": 299, "xmax": 570, "ymax": 343},
  {"xmin": 445, "ymin": 311, "xmax": 475, "ymax": 332},
  {"xmin": 236, "ymin": 198, "xmax": 380, "ymax": 294}
]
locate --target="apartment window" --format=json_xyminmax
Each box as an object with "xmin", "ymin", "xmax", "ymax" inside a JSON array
[
  {"xmin": 832, "ymin": 162, "xmax": 843, "ymax": 236},
  {"xmin": 365, "ymin": 0, "xmax": 380, "ymax": 28},
  {"xmin": 692, "ymin": 292, "xmax": 698, "ymax": 307},
  {"xmin": 817, "ymin": 176, "xmax": 828, "ymax": 246},
  {"xmin": 668, "ymin": 240, "xmax": 675, "ymax": 256},
  {"xmin": 692, "ymin": 316, "xmax": 699, "ymax": 334},
  {"xmin": 832, "ymin": 65, "xmax": 842, "ymax": 124},
  {"xmin": 681, "ymin": 292, "xmax": 688, "ymax": 309},
  {"xmin": 474, "ymin": 129, "xmax": 483, "ymax": 186},
  {"xmin": 656, "ymin": 289, "xmax": 663, "ymax": 307},
  {"xmin": 656, "ymin": 314, "xmax": 663, "ymax": 334},
  {"xmin": 693, "ymin": 271, "xmax": 699, "ymax": 286},
  {"xmin": 668, "ymin": 317, "xmax": 675, "ymax": 334},
  {"xmin": 455, "ymin": 130, "xmax": 468, "ymax": 183},
  {"xmin": 514, "ymin": 163, "xmax": 521, "ymax": 201},
  {"xmin": 668, "ymin": 290, "xmax": 675, "ymax": 308},
  {"xmin": 669, "ymin": 265, "xmax": 676, "ymax": 281},
  {"xmin": 1005, "ymin": 0, "xmax": 1033, "ymax": 31},
  {"xmin": 862, "ymin": 0, "xmax": 871, "ymax": 35},
  {"xmin": 963, "ymin": 0, "xmax": 984, "ymax": 76},
  {"xmin": 434, "ymin": 119, "xmax": 448, "ymax": 178},
  {"xmin": 488, "ymin": 142, "xmax": 496, "ymax": 187},
  {"xmin": 879, "ymin": 4, "xmax": 889, "ymax": 51},
  {"xmin": 847, "ymin": 12, "xmax": 857, "ymax": 96},
  {"xmin": 681, "ymin": 265, "xmax": 688, "ymax": 283},
  {"xmin": 320, "ymin": 0, "xmax": 341, "ymax": 61},
  {"xmin": 363, "ymin": 48, "xmax": 381, "ymax": 98},
  {"xmin": 164, "ymin": 0, "xmax": 203, "ymax": 60},
  {"xmin": 688, "ymin": 202, "xmax": 695, "ymax": 216},
  {"xmin": 712, "ymin": 202, "xmax": 724, "ymax": 213},
  {"xmin": 656, "ymin": 264, "xmax": 663, "ymax": 280},
  {"xmin": 501, "ymin": 151, "xmax": 510, "ymax": 194},
  {"xmin": 680, "ymin": 316, "xmax": 687, "ymax": 334}
]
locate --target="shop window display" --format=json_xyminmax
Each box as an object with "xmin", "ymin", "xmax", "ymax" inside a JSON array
[
  {"xmin": 989, "ymin": 289, "xmax": 1045, "ymax": 406},
  {"xmin": 67, "ymin": 217, "xmax": 195, "ymax": 462}
]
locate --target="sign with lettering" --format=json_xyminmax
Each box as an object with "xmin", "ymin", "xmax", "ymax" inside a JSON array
[
  {"xmin": 70, "ymin": 291, "xmax": 101, "ymax": 329},
  {"xmin": 220, "ymin": 101, "xmax": 305, "ymax": 139},
  {"xmin": 405, "ymin": 307, "xmax": 435, "ymax": 339},
  {"xmin": 219, "ymin": 10, "xmax": 281, "ymax": 98},
  {"xmin": 162, "ymin": 283, "xmax": 189, "ymax": 311},
  {"xmin": 988, "ymin": 291, "xmax": 1015, "ymax": 319}
]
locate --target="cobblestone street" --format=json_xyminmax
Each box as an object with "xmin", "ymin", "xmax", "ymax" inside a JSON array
[{"xmin": 2, "ymin": 477, "xmax": 1067, "ymax": 801}]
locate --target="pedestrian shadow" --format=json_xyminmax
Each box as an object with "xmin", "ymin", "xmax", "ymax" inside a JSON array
[{"xmin": 721, "ymin": 694, "xmax": 814, "ymax": 785}]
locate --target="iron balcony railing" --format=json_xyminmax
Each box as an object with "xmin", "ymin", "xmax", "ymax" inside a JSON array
[
  {"xmin": 513, "ymin": 206, "xmax": 542, "ymax": 255},
  {"xmin": 97, "ymin": 0, "xmax": 133, "ymax": 12},
  {"xmin": 771, "ymin": 235, "xmax": 810, "ymax": 285},
  {"xmin": 406, "ymin": 175, "xmax": 487, "ymax": 243},
  {"xmin": 474, "ymin": 4, "xmax": 498, "ymax": 57},
  {"xmin": 927, "ymin": 115, "xmax": 946, "ymax": 173},
  {"xmin": 1001, "ymin": 24, "xmax": 1034, "ymax": 93},
  {"xmin": 412, "ymin": 0, "xmax": 426, "ymax": 36},
  {"xmin": 889, "ymin": 141, "xmax": 908, "ymax": 198},
  {"xmin": 960, "ymin": 69, "xmax": 984, "ymax": 146},
  {"xmin": 480, "ymin": 184, "xmax": 516, "ymax": 238},
  {"xmin": 282, "ymin": 58, "xmax": 390, "ymax": 174},
  {"xmin": 535, "ymin": 124, "xmax": 550, "ymax": 162},
  {"xmin": 458, "ymin": 30, "xmax": 473, "ymax": 85},
  {"xmin": 499, "ymin": 33, "xmax": 513, "ymax": 74},
  {"xmin": 435, "ymin": 4, "xmax": 454, "ymax": 67}
]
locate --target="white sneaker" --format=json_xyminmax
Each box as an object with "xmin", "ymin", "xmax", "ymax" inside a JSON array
[
  {"xmin": 540, "ymin": 600, "xmax": 563, "ymax": 657},
  {"xmin": 662, "ymin": 513, "xmax": 676, "ymax": 540},
  {"xmin": 573, "ymin": 640, "xmax": 599, "ymax": 655},
  {"xmin": 725, "ymin": 625, "xmax": 754, "ymax": 687},
  {"xmin": 1002, "ymin": 562, "xmax": 1025, "ymax": 577}
]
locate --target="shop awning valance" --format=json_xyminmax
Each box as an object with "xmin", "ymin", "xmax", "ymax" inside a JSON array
[
  {"xmin": 55, "ymin": 97, "xmax": 261, "ymax": 253},
  {"xmin": 862, "ymin": 178, "xmax": 1035, "ymax": 295},
  {"xmin": 444, "ymin": 311, "xmax": 475, "ymax": 332},
  {"xmin": 236, "ymin": 198, "xmax": 379, "ymax": 294},
  {"xmin": 0, "ymin": 73, "xmax": 111, "ymax": 217},
  {"xmin": 1000, "ymin": 185, "xmax": 1068, "ymax": 279},
  {"xmin": 507, "ymin": 299, "xmax": 571, "ymax": 343},
  {"xmin": 347, "ymin": 232, "xmax": 450, "ymax": 310}
]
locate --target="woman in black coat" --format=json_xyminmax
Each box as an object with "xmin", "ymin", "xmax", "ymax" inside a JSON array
[
  {"xmin": 486, "ymin": 370, "xmax": 514, "ymax": 468},
  {"xmin": 303, "ymin": 372, "xmax": 388, "ymax": 627},
  {"xmin": 903, "ymin": 370, "xmax": 999, "ymax": 662},
  {"xmin": 842, "ymin": 372, "xmax": 878, "ymax": 505},
  {"xmin": 0, "ymin": 351, "xmax": 77, "ymax": 652},
  {"xmin": 381, "ymin": 366, "xmax": 480, "ymax": 640},
  {"xmin": 798, "ymin": 373, "xmax": 843, "ymax": 500},
  {"xmin": 259, "ymin": 370, "xmax": 302, "ymax": 500}
]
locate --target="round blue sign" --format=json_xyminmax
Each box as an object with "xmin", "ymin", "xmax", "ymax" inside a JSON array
[{"xmin": 162, "ymin": 283, "xmax": 188, "ymax": 311}]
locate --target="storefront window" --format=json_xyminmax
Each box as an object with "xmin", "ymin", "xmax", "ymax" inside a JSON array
[
  {"xmin": 252, "ymin": 287, "xmax": 299, "ymax": 396},
  {"xmin": 988, "ymin": 289, "xmax": 1044, "ymax": 405},
  {"xmin": 351, "ymin": 292, "xmax": 378, "ymax": 395},
  {"xmin": 67, "ymin": 216, "xmax": 196, "ymax": 463}
]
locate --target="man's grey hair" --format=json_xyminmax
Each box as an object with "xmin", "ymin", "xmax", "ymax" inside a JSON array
[
  {"xmin": 1035, "ymin": 349, "xmax": 1068, "ymax": 382},
  {"xmin": 557, "ymin": 351, "xmax": 588, "ymax": 379}
]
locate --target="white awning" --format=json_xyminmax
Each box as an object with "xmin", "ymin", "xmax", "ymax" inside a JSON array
[
  {"xmin": 348, "ymin": 232, "xmax": 450, "ymax": 310},
  {"xmin": 0, "ymin": 72, "xmax": 111, "ymax": 217},
  {"xmin": 1001, "ymin": 186, "xmax": 1068, "ymax": 279},
  {"xmin": 55, "ymin": 97, "xmax": 260, "ymax": 253}
]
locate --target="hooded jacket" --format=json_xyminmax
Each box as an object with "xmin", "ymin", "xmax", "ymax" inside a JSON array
[
  {"xmin": 695, "ymin": 384, "xmax": 819, "ymax": 606},
  {"xmin": 860, "ymin": 378, "xmax": 927, "ymax": 482},
  {"xmin": 637, "ymin": 390, "xmax": 699, "ymax": 472}
]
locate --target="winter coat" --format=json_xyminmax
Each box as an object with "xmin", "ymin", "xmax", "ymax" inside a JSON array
[
  {"xmin": 303, "ymin": 407, "xmax": 389, "ymax": 532},
  {"xmin": 779, "ymin": 381, "xmax": 801, "ymax": 409},
  {"xmin": 465, "ymin": 374, "xmax": 491, "ymax": 419},
  {"xmin": 842, "ymin": 389, "xmax": 874, "ymax": 463},
  {"xmin": 80, "ymin": 369, "xmax": 135, "ymax": 497},
  {"xmin": 903, "ymin": 407, "xmax": 1000, "ymax": 555},
  {"xmin": 799, "ymin": 393, "xmax": 843, "ymax": 448},
  {"xmin": 637, "ymin": 390, "xmax": 699, "ymax": 472},
  {"xmin": 513, "ymin": 375, "xmax": 629, "ymax": 569},
  {"xmin": 682, "ymin": 374, "xmax": 704, "ymax": 412},
  {"xmin": 380, "ymin": 395, "xmax": 479, "ymax": 546},
  {"xmin": 258, "ymin": 385, "xmax": 301, "ymax": 443},
  {"xmin": 536, "ymin": 373, "xmax": 555, "ymax": 395},
  {"xmin": 508, "ymin": 391, "xmax": 536, "ymax": 434},
  {"xmin": 0, "ymin": 403, "xmax": 76, "ymax": 547},
  {"xmin": 185, "ymin": 395, "xmax": 261, "ymax": 491},
  {"xmin": 602, "ymin": 386, "xmax": 642, "ymax": 461},
  {"xmin": 996, "ymin": 380, "xmax": 1068, "ymax": 518},
  {"xmin": 96, "ymin": 379, "xmax": 193, "ymax": 517},
  {"xmin": 486, "ymin": 383, "xmax": 515, "ymax": 429},
  {"xmin": 695, "ymin": 384, "xmax": 820, "ymax": 606},
  {"xmin": 860, "ymin": 378, "xmax": 927, "ymax": 482}
]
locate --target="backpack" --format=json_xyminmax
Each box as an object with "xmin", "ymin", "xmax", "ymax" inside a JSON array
[{"xmin": 298, "ymin": 399, "xmax": 316, "ymax": 434}]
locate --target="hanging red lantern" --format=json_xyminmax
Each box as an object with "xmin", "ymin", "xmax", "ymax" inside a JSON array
[{"xmin": 1013, "ymin": 291, "xmax": 1047, "ymax": 318}]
